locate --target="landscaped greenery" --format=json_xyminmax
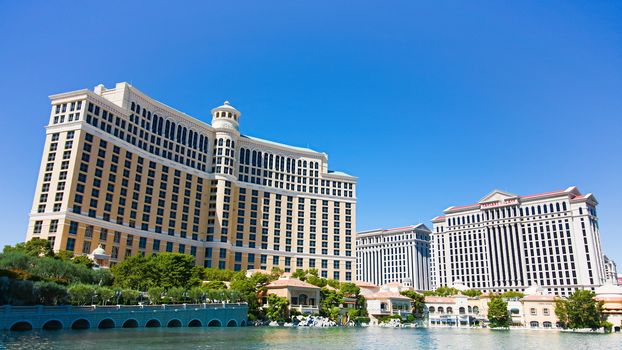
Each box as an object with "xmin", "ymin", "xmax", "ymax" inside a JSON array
[
  {"xmin": 289, "ymin": 268, "xmax": 367, "ymax": 322},
  {"xmin": 555, "ymin": 289, "xmax": 604, "ymax": 330},
  {"xmin": 487, "ymin": 296, "xmax": 510, "ymax": 328},
  {"xmin": 0, "ymin": 239, "xmax": 114, "ymax": 306},
  {"xmin": 400, "ymin": 290, "xmax": 426, "ymax": 318}
]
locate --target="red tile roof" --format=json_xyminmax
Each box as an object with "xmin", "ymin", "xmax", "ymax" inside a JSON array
[
  {"xmin": 355, "ymin": 281, "xmax": 379, "ymax": 288},
  {"xmin": 266, "ymin": 278, "xmax": 320, "ymax": 289},
  {"xmin": 365, "ymin": 291, "xmax": 411, "ymax": 301},
  {"xmin": 522, "ymin": 295, "xmax": 557, "ymax": 302}
]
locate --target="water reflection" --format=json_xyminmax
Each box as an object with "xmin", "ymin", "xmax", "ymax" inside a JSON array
[{"xmin": 1, "ymin": 327, "xmax": 619, "ymax": 350}]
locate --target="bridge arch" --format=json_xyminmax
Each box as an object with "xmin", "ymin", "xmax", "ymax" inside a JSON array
[
  {"xmin": 188, "ymin": 319, "xmax": 202, "ymax": 327},
  {"xmin": 167, "ymin": 319, "xmax": 182, "ymax": 328},
  {"xmin": 71, "ymin": 318, "xmax": 90, "ymax": 330},
  {"xmin": 98, "ymin": 318, "xmax": 115, "ymax": 329},
  {"xmin": 122, "ymin": 319, "xmax": 139, "ymax": 328},
  {"xmin": 42, "ymin": 320, "xmax": 63, "ymax": 331},
  {"xmin": 145, "ymin": 319, "xmax": 161, "ymax": 328},
  {"xmin": 208, "ymin": 319, "xmax": 222, "ymax": 327},
  {"xmin": 10, "ymin": 321, "xmax": 33, "ymax": 332},
  {"xmin": 226, "ymin": 320, "xmax": 237, "ymax": 327}
]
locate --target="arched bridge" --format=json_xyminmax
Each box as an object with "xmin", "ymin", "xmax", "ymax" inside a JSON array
[{"xmin": 1, "ymin": 303, "xmax": 248, "ymax": 331}]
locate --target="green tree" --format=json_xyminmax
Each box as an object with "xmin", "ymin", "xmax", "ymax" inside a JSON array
[
  {"xmin": 148, "ymin": 253, "xmax": 197, "ymax": 289},
  {"xmin": 487, "ymin": 297, "xmax": 510, "ymax": 328},
  {"xmin": 400, "ymin": 290, "xmax": 426, "ymax": 318},
  {"xmin": 329, "ymin": 306, "xmax": 341, "ymax": 322},
  {"xmin": 167, "ymin": 287, "xmax": 186, "ymax": 303},
  {"xmin": 326, "ymin": 279, "xmax": 340, "ymax": 289},
  {"xmin": 339, "ymin": 282, "xmax": 360, "ymax": 296},
  {"xmin": 206, "ymin": 288, "xmax": 225, "ymax": 302},
  {"xmin": 55, "ymin": 250, "xmax": 74, "ymax": 261},
  {"xmin": 203, "ymin": 267, "xmax": 236, "ymax": 282},
  {"xmin": 271, "ymin": 267, "xmax": 284, "ymax": 279},
  {"xmin": 320, "ymin": 288, "xmax": 344, "ymax": 318},
  {"xmin": 462, "ymin": 289, "xmax": 483, "ymax": 298},
  {"xmin": 306, "ymin": 275, "xmax": 327, "ymax": 287},
  {"xmin": 121, "ymin": 289, "xmax": 140, "ymax": 305},
  {"xmin": 4, "ymin": 239, "xmax": 54, "ymax": 257},
  {"xmin": 33, "ymin": 281, "xmax": 68, "ymax": 305},
  {"xmin": 188, "ymin": 286, "xmax": 204, "ymax": 303},
  {"xmin": 430, "ymin": 286, "xmax": 460, "ymax": 297},
  {"xmin": 148, "ymin": 286, "xmax": 165, "ymax": 304},
  {"xmin": 96, "ymin": 286, "xmax": 115, "ymax": 305},
  {"xmin": 72, "ymin": 256, "xmax": 95, "ymax": 269},
  {"xmin": 111, "ymin": 255, "xmax": 151, "ymax": 290},
  {"xmin": 204, "ymin": 280, "xmax": 227, "ymax": 289},
  {"xmin": 265, "ymin": 294, "xmax": 289, "ymax": 322},
  {"xmin": 68, "ymin": 284, "xmax": 96, "ymax": 305},
  {"xmin": 500, "ymin": 291, "xmax": 525, "ymax": 299},
  {"xmin": 291, "ymin": 269, "xmax": 307, "ymax": 280},
  {"xmin": 555, "ymin": 290, "xmax": 603, "ymax": 329}
]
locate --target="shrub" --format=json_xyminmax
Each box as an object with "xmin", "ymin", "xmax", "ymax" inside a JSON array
[{"xmin": 68, "ymin": 284, "xmax": 97, "ymax": 305}]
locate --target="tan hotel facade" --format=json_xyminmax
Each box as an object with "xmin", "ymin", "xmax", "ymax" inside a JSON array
[{"xmin": 26, "ymin": 82, "xmax": 357, "ymax": 281}]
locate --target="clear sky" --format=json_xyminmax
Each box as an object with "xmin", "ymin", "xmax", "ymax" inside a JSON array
[{"xmin": 0, "ymin": 1, "xmax": 621, "ymax": 263}]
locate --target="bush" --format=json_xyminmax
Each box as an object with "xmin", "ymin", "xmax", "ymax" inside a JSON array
[
  {"xmin": 96, "ymin": 286, "xmax": 115, "ymax": 305},
  {"xmin": 121, "ymin": 289, "xmax": 140, "ymax": 304},
  {"xmin": 34, "ymin": 281, "xmax": 68, "ymax": 305},
  {"xmin": 148, "ymin": 287, "xmax": 165, "ymax": 304},
  {"xmin": 68, "ymin": 284, "xmax": 96, "ymax": 305}
]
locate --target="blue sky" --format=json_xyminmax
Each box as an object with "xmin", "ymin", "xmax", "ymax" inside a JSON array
[{"xmin": 0, "ymin": 1, "xmax": 621, "ymax": 263}]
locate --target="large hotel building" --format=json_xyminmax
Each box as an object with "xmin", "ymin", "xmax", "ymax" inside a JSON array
[
  {"xmin": 356, "ymin": 224, "xmax": 431, "ymax": 290},
  {"xmin": 431, "ymin": 187, "xmax": 606, "ymax": 296},
  {"xmin": 25, "ymin": 82, "xmax": 357, "ymax": 281}
]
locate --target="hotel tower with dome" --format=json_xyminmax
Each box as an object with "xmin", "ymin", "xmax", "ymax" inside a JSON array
[{"xmin": 25, "ymin": 82, "xmax": 357, "ymax": 281}]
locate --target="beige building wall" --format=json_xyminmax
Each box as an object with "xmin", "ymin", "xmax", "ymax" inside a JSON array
[
  {"xmin": 431, "ymin": 188, "xmax": 606, "ymax": 296},
  {"xmin": 522, "ymin": 299, "xmax": 559, "ymax": 328},
  {"xmin": 26, "ymin": 82, "xmax": 357, "ymax": 281}
]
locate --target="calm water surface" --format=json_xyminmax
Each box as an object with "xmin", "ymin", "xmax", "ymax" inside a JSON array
[{"xmin": 1, "ymin": 327, "xmax": 621, "ymax": 350}]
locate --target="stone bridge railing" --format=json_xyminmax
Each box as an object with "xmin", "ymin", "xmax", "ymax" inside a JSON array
[{"xmin": 1, "ymin": 303, "xmax": 248, "ymax": 331}]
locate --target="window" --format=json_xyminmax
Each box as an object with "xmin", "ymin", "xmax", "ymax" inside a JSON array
[
  {"xmin": 66, "ymin": 238, "xmax": 76, "ymax": 251},
  {"xmin": 69, "ymin": 221, "xmax": 78, "ymax": 234},
  {"xmin": 49, "ymin": 220, "xmax": 58, "ymax": 233},
  {"xmin": 33, "ymin": 221, "xmax": 43, "ymax": 234},
  {"xmin": 530, "ymin": 308, "xmax": 537, "ymax": 316}
]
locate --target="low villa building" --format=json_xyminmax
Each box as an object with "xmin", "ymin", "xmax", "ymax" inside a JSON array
[
  {"xmin": 364, "ymin": 283, "xmax": 413, "ymax": 324},
  {"xmin": 595, "ymin": 283, "xmax": 622, "ymax": 332},
  {"xmin": 521, "ymin": 294, "xmax": 558, "ymax": 329},
  {"xmin": 264, "ymin": 277, "xmax": 320, "ymax": 315},
  {"xmin": 426, "ymin": 295, "xmax": 483, "ymax": 327},
  {"xmin": 521, "ymin": 285, "xmax": 559, "ymax": 329}
]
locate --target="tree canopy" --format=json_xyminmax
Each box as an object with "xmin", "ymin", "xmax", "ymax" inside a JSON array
[
  {"xmin": 111, "ymin": 253, "xmax": 201, "ymax": 290},
  {"xmin": 487, "ymin": 297, "xmax": 510, "ymax": 328},
  {"xmin": 400, "ymin": 290, "xmax": 426, "ymax": 318},
  {"xmin": 3, "ymin": 238, "xmax": 54, "ymax": 257},
  {"xmin": 555, "ymin": 290, "xmax": 603, "ymax": 329}
]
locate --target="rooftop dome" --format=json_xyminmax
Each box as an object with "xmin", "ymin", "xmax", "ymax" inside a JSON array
[
  {"xmin": 451, "ymin": 279, "xmax": 469, "ymax": 291},
  {"xmin": 211, "ymin": 101, "xmax": 240, "ymax": 113},
  {"xmin": 91, "ymin": 244, "xmax": 106, "ymax": 256},
  {"xmin": 524, "ymin": 284, "xmax": 545, "ymax": 296}
]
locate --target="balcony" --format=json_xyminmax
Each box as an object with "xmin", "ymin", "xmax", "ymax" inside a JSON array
[{"xmin": 290, "ymin": 304, "xmax": 319, "ymax": 315}]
